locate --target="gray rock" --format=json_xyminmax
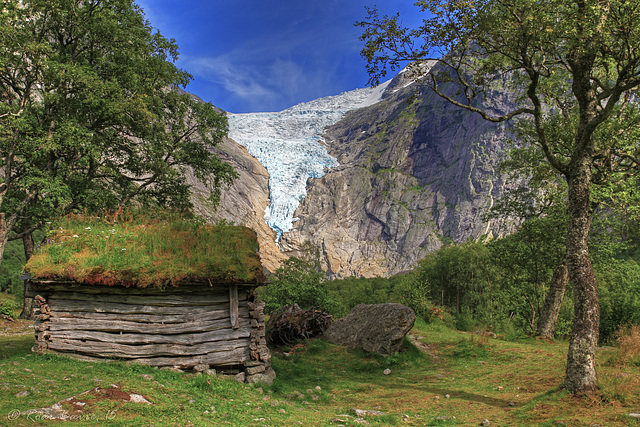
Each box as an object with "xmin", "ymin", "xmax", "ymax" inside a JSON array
[
  {"xmin": 323, "ymin": 304, "xmax": 415, "ymax": 356},
  {"xmin": 353, "ymin": 409, "xmax": 385, "ymax": 417},
  {"xmin": 245, "ymin": 367, "xmax": 276, "ymax": 385},
  {"xmin": 480, "ymin": 419, "xmax": 490, "ymax": 426}
]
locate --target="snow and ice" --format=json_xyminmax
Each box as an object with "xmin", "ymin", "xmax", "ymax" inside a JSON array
[{"xmin": 228, "ymin": 81, "xmax": 390, "ymax": 240}]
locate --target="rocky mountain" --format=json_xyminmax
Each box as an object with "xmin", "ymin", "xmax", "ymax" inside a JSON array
[{"xmin": 193, "ymin": 66, "xmax": 521, "ymax": 278}]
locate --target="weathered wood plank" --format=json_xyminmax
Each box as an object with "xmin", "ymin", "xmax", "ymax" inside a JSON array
[
  {"xmin": 47, "ymin": 298, "xmax": 247, "ymax": 315},
  {"xmin": 133, "ymin": 347, "xmax": 251, "ymax": 367},
  {"xmin": 47, "ymin": 314, "xmax": 249, "ymax": 334},
  {"xmin": 48, "ymin": 291, "xmax": 246, "ymax": 307},
  {"xmin": 48, "ymin": 327, "xmax": 251, "ymax": 345},
  {"xmin": 47, "ymin": 337, "xmax": 250, "ymax": 358},
  {"xmin": 230, "ymin": 285, "xmax": 239, "ymax": 329},
  {"xmin": 49, "ymin": 308, "xmax": 244, "ymax": 324},
  {"xmin": 56, "ymin": 350, "xmax": 250, "ymax": 368}
]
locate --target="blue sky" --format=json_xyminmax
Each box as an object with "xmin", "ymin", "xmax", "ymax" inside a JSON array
[{"xmin": 134, "ymin": 1, "xmax": 422, "ymax": 113}]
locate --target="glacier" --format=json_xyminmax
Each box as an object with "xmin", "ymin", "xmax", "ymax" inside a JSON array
[{"xmin": 228, "ymin": 81, "xmax": 389, "ymax": 241}]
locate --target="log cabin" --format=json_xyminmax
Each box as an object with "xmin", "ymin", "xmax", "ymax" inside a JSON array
[{"xmin": 24, "ymin": 215, "xmax": 274, "ymax": 384}]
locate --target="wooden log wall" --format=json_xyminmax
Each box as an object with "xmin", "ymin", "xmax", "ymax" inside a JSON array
[{"xmin": 31, "ymin": 281, "xmax": 274, "ymax": 382}]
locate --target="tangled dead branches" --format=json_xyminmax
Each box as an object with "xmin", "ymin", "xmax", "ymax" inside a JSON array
[{"xmin": 266, "ymin": 304, "xmax": 332, "ymax": 347}]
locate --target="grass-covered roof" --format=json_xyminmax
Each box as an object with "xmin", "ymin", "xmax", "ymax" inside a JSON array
[{"xmin": 25, "ymin": 212, "xmax": 265, "ymax": 287}]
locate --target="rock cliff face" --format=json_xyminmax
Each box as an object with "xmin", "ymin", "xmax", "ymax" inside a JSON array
[
  {"xmin": 187, "ymin": 136, "xmax": 286, "ymax": 274},
  {"xmin": 278, "ymin": 70, "xmax": 519, "ymax": 277},
  {"xmin": 193, "ymin": 67, "xmax": 520, "ymax": 278}
]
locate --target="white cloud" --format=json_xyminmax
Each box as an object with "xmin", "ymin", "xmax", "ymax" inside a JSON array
[{"xmin": 180, "ymin": 30, "xmax": 344, "ymax": 112}]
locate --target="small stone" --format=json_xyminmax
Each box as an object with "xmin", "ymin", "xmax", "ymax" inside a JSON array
[
  {"xmin": 353, "ymin": 409, "xmax": 384, "ymax": 417},
  {"xmin": 15, "ymin": 390, "xmax": 29, "ymax": 398},
  {"xmin": 193, "ymin": 364, "xmax": 209, "ymax": 372},
  {"xmin": 141, "ymin": 374, "xmax": 154, "ymax": 381},
  {"xmin": 383, "ymin": 368, "xmax": 391, "ymax": 375},
  {"xmin": 445, "ymin": 394, "xmax": 450, "ymax": 398},
  {"xmin": 246, "ymin": 365, "xmax": 266, "ymax": 375},
  {"xmin": 497, "ymin": 386, "xmax": 503, "ymax": 391},
  {"xmin": 435, "ymin": 416, "xmax": 450, "ymax": 421},
  {"xmin": 311, "ymin": 394, "xmax": 320, "ymax": 401},
  {"xmin": 131, "ymin": 394, "xmax": 151, "ymax": 404},
  {"xmin": 630, "ymin": 413, "xmax": 640, "ymax": 418},
  {"xmin": 508, "ymin": 401, "xmax": 515, "ymax": 407},
  {"xmin": 315, "ymin": 386, "xmax": 321, "ymax": 391},
  {"xmin": 205, "ymin": 369, "xmax": 216, "ymax": 376},
  {"xmin": 234, "ymin": 372, "xmax": 246, "ymax": 383},
  {"xmin": 403, "ymin": 414, "xmax": 410, "ymax": 422},
  {"xmin": 287, "ymin": 390, "xmax": 305, "ymax": 399},
  {"xmin": 480, "ymin": 419, "xmax": 490, "ymax": 426}
]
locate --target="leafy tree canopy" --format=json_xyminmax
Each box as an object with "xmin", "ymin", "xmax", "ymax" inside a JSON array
[
  {"xmin": 358, "ymin": 0, "xmax": 640, "ymax": 392},
  {"xmin": 0, "ymin": 0, "xmax": 236, "ymax": 264}
]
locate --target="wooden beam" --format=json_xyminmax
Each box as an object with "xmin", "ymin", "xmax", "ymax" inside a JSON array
[{"xmin": 230, "ymin": 285, "xmax": 239, "ymax": 329}]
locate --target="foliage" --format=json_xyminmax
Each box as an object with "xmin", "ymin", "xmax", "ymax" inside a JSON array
[
  {"xmin": 597, "ymin": 259, "xmax": 640, "ymax": 343},
  {"xmin": 325, "ymin": 275, "xmax": 399, "ymax": 318},
  {"xmin": 0, "ymin": 0, "xmax": 236, "ymax": 269},
  {"xmin": 0, "ymin": 293, "xmax": 19, "ymax": 318},
  {"xmin": 24, "ymin": 211, "xmax": 263, "ymax": 287},
  {"xmin": 261, "ymin": 257, "xmax": 333, "ymax": 314},
  {"xmin": 0, "ymin": 238, "xmax": 26, "ymax": 294}
]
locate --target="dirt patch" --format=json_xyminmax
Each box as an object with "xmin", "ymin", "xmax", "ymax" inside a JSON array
[
  {"xmin": 22, "ymin": 384, "xmax": 151, "ymax": 421},
  {"xmin": 0, "ymin": 318, "xmax": 33, "ymax": 336},
  {"xmin": 408, "ymin": 332, "xmax": 440, "ymax": 360}
]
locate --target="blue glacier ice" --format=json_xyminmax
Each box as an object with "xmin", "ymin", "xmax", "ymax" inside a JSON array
[{"xmin": 228, "ymin": 82, "xmax": 389, "ymax": 241}]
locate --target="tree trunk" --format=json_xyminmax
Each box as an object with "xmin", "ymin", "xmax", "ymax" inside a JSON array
[
  {"xmin": 18, "ymin": 233, "xmax": 35, "ymax": 320},
  {"xmin": 563, "ymin": 163, "xmax": 599, "ymax": 392},
  {"xmin": 0, "ymin": 213, "xmax": 8, "ymax": 271},
  {"xmin": 536, "ymin": 256, "xmax": 569, "ymax": 339}
]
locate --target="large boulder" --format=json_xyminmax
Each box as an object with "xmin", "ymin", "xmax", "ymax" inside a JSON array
[{"xmin": 322, "ymin": 303, "xmax": 416, "ymax": 356}]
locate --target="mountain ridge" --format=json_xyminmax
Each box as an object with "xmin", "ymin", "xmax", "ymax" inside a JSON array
[{"xmin": 193, "ymin": 66, "xmax": 521, "ymax": 277}]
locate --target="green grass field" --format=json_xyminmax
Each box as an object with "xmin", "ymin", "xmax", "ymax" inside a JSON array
[{"xmin": 1, "ymin": 306, "xmax": 639, "ymax": 426}]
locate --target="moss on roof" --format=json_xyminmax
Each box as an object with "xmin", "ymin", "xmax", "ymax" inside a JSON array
[{"xmin": 25, "ymin": 213, "xmax": 265, "ymax": 287}]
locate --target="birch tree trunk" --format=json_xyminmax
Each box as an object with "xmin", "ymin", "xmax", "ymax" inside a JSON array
[
  {"xmin": 536, "ymin": 256, "xmax": 569, "ymax": 339},
  {"xmin": 563, "ymin": 160, "xmax": 599, "ymax": 392}
]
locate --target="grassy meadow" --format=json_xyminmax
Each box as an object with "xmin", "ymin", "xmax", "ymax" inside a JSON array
[{"xmin": 1, "ymin": 292, "xmax": 639, "ymax": 427}]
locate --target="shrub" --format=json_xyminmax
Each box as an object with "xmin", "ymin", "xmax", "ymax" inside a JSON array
[
  {"xmin": 261, "ymin": 257, "xmax": 334, "ymax": 314},
  {"xmin": 613, "ymin": 326, "xmax": 640, "ymax": 368}
]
